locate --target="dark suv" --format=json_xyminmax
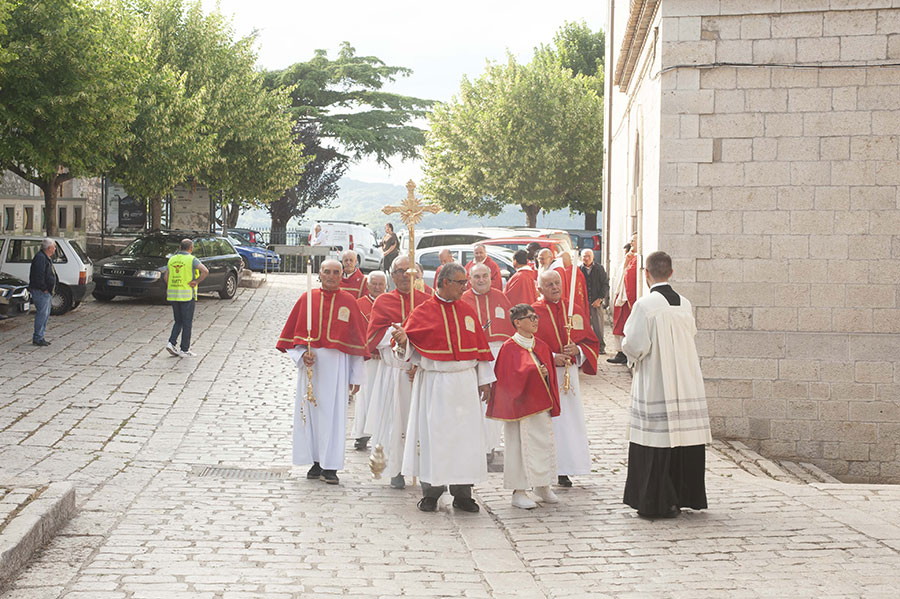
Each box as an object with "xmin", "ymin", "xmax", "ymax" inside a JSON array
[{"xmin": 92, "ymin": 232, "xmax": 243, "ymax": 302}]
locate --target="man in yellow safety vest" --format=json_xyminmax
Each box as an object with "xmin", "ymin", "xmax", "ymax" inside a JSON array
[{"xmin": 162, "ymin": 238, "xmax": 209, "ymax": 357}]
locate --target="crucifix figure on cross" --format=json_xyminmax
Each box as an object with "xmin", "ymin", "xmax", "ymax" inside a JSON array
[{"xmin": 382, "ymin": 180, "xmax": 441, "ymax": 309}]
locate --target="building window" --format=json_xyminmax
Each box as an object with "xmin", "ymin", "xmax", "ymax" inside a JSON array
[
  {"xmin": 24, "ymin": 206, "xmax": 34, "ymax": 230},
  {"xmin": 74, "ymin": 206, "xmax": 83, "ymax": 230},
  {"xmin": 4, "ymin": 207, "xmax": 14, "ymax": 231},
  {"xmin": 58, "ymin": 206, "xmax": 67, "ymax": 229}
]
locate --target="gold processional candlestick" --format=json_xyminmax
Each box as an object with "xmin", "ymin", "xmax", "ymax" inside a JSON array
[
  {"xmin": 304, "ymin": 257, "xmax": 317, "ymax": 424},
  {"xmin": 563, "ymin": 318, "xmax": 574, "ymax": 392},
  {"xmin": 368, "ymin": 180, "xmax": 441, "ymax": 480}
]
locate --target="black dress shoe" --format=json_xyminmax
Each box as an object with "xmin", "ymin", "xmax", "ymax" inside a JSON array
[
  {"xmin": 606, "ymin": 351, "xmax": 627, "ymax": 364},
  {"xmin": 354, "ymin": 436, "xmax": 370, "ymax": 451},
  {"xmin": 320, "ymin": 470, "xmax": 339, "ymax": 485},
  {"xmin": 452, "ymin": 497, "xmax": 480, "ymax": 513},
  {"xmin": 417, "ymin": 497, "xmax": 438, "ymax": 512},
  {"xmin": 306, "ymin": 462, "xmax": 322, "ymax": 479},
  {"xmin": 638, "ymin": 507, "xmax": 681, "ymax": 519},
  {"xmin": 32, "ymin": 339, "xmax": 51, "ymax": 346},
  {"xmin": 557, "ymin": 475, "xmax": 573, "ymax": 487}
]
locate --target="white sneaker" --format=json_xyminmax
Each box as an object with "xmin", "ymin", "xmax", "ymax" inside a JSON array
[
  {"xmin": 533, "ymin": 486, "xmax": 559, "ymax": 504},
  {"xmin": 179, "ymin": 350, "xmax": 197, "ymax": 357},
  {"xmin": 165, "ymin": 342, "xmax": 179, "ymax": 356},
  {"xmin": 511, "ymin": 490, "xmax": 538, "ymax": 510}
]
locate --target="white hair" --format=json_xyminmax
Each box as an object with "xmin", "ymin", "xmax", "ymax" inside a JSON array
[
  {"xmin": 341, "ymin": 249, "xmax": 356, "ymax": 260},
  {"xmin": 42, "ymin": 238, "xmax": 55, "ymax": 250},
  {"xmin": 367, "ymin": 270, "xmax": 386, "ymax": 284},
  {"xmin": 581, "ymin": 248, "xmax": 593, "ymax": 257}
]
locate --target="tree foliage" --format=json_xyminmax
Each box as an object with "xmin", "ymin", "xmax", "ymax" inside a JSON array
[
  {"xmin": 0, "ymin": 0, "xmax": 143, "ymax": 235},
  {"xmin": 421, "ymin": 53, "xmax": 604, "ymax": 227},
  {"xmin": 0, "ymin": 0, "xmax": 12, "ymax": 78}
]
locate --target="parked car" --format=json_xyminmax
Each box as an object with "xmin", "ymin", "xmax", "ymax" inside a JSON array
[
  {"xmin": 507, "ymin": 228, "xmax": 574, "ymax": 253},
  {"xmin": 481, "ymin": 237, "xmax": 567, "ymax": 256},
  {"xmin": 92, "ymin": 231, "xmax": 243, "ymax": 302},
  {"xmin": 416, "ymin": 245, "xmax": 517, "ymax": 288},
  {"xmin": 225, "ymin": 236, "xmax": 281, "ymax": 272},
  {"xmin": 566, "ymin": 229, "xmax": 602, "ymax": 256},
  {"xmin": 0, "ymin": 272, "xmax": 30, "ymax": 320},
  {"xmin": 227, "ymin": 227, "xmax": 266, "ymax": 246},
  {"xmin": 0, "ymin": 235, "xmax": 94, "ymax": 315},
  {"xmin": 309, "ymin": 220, "xmax": 383, "ymax": 271}
]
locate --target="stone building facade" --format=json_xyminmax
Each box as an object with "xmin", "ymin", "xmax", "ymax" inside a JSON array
[{"xmin": 604, "ymin": 0, "xmax": 900, "ymax": 482}]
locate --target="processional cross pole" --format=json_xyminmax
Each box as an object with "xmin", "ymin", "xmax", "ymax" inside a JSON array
[{"xmin": 368, "ymin": 180, "xmax": 440, "ymax": 480}]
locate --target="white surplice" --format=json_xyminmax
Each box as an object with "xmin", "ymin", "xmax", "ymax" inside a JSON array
[
  {"xmin": 286, "ymin": 346, "xmax": 365, "ymax": 470},
  {"xmin": 504, "ymin": 411, "xmax": 556, "ymax": 490},
  {"xmin": 401, "ymin": 344, "xmax": 496, "ymax": 486},
  {"xmin": 622, "ymin": 290, "xmax": 712, "ymax": 448},
  {"xmin": 365, "ymin": 331, "xmax": 415, "ymax": 476},
  {"xmin": 552, "ymin": 348, "xmax": 592, "ymax": 476},
  {"xmin": 482, "ymin": 341, "xmax": 504, "ymax": 454},
  {"xmin": 353, "ymin": 358, "xmax": 380, "ymax": 439}
]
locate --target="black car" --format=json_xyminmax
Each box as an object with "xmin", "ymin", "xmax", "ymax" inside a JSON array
[
  {"xmin": 92, "ymin": 232, "xmax": 243, "ymax": 302},
  {"xmin": 0, "ymin": 271, "xmax": 31, "ymax": 319}
]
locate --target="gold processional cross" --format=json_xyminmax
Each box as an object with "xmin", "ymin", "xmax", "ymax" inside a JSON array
[{"xmin": 368, "ymin": 180, "xmax": 440, "ymax": 480}]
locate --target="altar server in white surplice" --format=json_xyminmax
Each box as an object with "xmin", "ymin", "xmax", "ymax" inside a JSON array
[
  {"xmin": 276, "ymin": 259, "xmax": 367, "ymax": 486},
  {"xmin": 352, "ymin": 271, "xmax": 387, "ymax": 452},
  {"xmin": 622, "ymin": 250, "xmax": 711, "ymax": 519}
]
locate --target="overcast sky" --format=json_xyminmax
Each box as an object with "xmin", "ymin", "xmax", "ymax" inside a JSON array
[{"xmin": 200, "ymin": 0, "xmax": 604, "ymax": 185}]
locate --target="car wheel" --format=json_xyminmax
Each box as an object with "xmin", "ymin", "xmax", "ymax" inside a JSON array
[
  {"xmin": 50, "ymin": 285, "xmax": 73, "ymax": 315},
  {"xmin": 219, "ymin": 271, "xmax": 238, "ymax": 299},
  {"xmin": 92, "ymin": 292, "xmax": 116, "ymax": 302}
]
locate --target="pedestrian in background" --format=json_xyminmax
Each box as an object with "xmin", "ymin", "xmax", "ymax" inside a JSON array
[
  {"xmin": 580, "ymin": 248, "xmax": 609, "ymax": 355},
  {"xmin": 162, "ymin": 239, "xmax": 209, "ymax": 358},
  {"xmin": 381, "ymin": 223, "xmax": 399, "ymax": 276},
  {"xmin": 28, "ymin": 238, "xmax": 57, "ymax": 347}
]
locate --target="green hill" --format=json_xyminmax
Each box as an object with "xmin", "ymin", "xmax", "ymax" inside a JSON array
[{"xmin": 237, "ymin": 178, "xmax": 592, "ymax": 232}]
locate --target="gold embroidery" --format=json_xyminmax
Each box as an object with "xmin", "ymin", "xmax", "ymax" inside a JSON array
[
  {"xmin": 337, "ymin": 306, "xmax": 350, "ymax": 322},
  {"xmin": 572, "ymin": 314, "xmax": 584, "ymax": 330},
  {"xmin": 494, "ymin": 306, "xmax": 505, "ymax": 319},
  {"xmin": 465, "ymin": 315, "xmax": 476, "ymax": 333}
]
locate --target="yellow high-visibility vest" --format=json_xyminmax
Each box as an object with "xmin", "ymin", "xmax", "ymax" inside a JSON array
[{"xmin": 166, "ymin": 253, "xmax": 197, "ymax": 301}]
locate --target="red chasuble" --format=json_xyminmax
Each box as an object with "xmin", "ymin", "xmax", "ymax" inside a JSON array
[
  {"xmin": 465, "ymin": 256, "xmax": 503, "ymax": 290},
  {"xmin": 339, "ymin": 268, "xmax": 369, "ymax": 299},
  {"xmin": 612, "ymin": 258, "xmax": 637, "ymax": 336},
  {"xmin": 365, "ymin": 288, "xmax": 430, "ymax": 354},
  {"xmin": 403, "ymin": 294, "xmax": 494, "ymax": 362},
  {"xmin": 531, "ymin": 297, "xmax": 600, "ymax": 375},
  {"xmin": 461, "ymin": 288, "xmax": 514, "ymax": 344},
  {"xmin": 505, "ymin": 268, "xmax": 538, "ymax": 307},
  {"xmin": 276, "ymin": 288, "xmax": 368, "ymax": 357},
  {"xmin": 357, "ymin": 295, "xmax": 376, "ymax": 322},
  {"xmin": 487, "ymin": 337, "xmax": 560, "ymax": 420},
  {"xmin": 555, "ymin": 264, "xmax": 590, "ymax": 325}
]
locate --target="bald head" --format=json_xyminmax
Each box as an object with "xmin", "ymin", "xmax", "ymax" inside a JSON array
[
  {"xmin": 319, "ymin": 259, "xmax": 342, "ymax": 291},
  {"xmin": 538, "ymin": 270, "xmax": 562, "ymax": 302},
  {"xmin": 341, "ymin": 250, "xmax": 357, "ymax": 274},
  {"xmin": 392, "ymin": 255, "xmax": 412, "ymax": 293},
  {"xmin": 438, "ymin": 248, "xmax": 453, "ymax": 264},
  {"xmin": 469, "ymin": 262, "xmax": 491, "ymax": 294},
  {"xmin": 537, "ymin": 248, "xmax": 552, "ymax": 267}
]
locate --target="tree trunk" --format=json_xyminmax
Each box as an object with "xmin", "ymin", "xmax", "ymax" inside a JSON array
[
  {"xmin": 226, "ymin": 200, "xmax": 241, "ymax": 228},
  {"xmin": 42, "ymin": 181, "xmax": 59, "ymax": 236},
  {"xmin": 150, "ymin": 195, "xmax": 162, "ymax": 231},
  {"xmin": 522, "ymin": 204, "xmax": 540, "ymax": 228},
  {"xmin": 270, "ymin": 213, "xmax": 289, "ymax": 245},
  {"xmin": 584, "ymin": 210, "xmax": 598, "ymax": 230}
]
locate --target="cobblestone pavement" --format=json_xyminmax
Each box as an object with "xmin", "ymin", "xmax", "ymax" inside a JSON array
[{"xmin": 1, "ymin": 275, "xmax": 899, "ymax": 598}]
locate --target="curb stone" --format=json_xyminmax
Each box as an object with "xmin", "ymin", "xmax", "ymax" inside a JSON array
[{"xmin": 0, "ymin": 482, "xmax": 75, "ymax": 589}]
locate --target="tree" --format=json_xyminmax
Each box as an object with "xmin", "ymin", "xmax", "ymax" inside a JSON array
[
  {"xmin": 262, "ymin": 43, "xmax": 432, "ymax": 230},
  {"xmin": 542, "ymin": 21, "xmax": 605, "ymax": 229},
  {"xmin": 0, "ymin": 0, "xmax": 143, "ymax": 235},
  {"xmin": 268, "ymin": 124, "xmax": 346, "ymax": 243},
  {"xmin": 0, "ymin": 1, "xmax": 13, "ymax": 78},
  {"xmin": 421, "ymin": 53, "xmax": 604, "ymax": 228}
]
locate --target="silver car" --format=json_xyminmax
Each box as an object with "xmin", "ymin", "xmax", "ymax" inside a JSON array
[{"xmin": 415, "ymin": 245, "xmax": 517, "ymax": 289}]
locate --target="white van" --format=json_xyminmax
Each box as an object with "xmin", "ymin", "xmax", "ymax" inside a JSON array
[
  {"xmin": 0, "ymin": 235, "xmax": 94, "ymax": 314},
  {"xmin": 310, "ymin": 220, "xmax": 383, "ymax": 271}
]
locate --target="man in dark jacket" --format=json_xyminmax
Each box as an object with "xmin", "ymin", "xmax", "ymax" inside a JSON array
[
  {"xmin": 29, "ymin": 239, "xmax": 57, "ymax": 346},
  {"xmin": 580, "ymin": 248, "xmax": 609, "ymax": 354}
]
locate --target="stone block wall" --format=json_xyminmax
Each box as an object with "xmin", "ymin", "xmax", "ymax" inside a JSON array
[{"xmin": 657, "ymin": 2, "xmax": 900, "ymax": 482}]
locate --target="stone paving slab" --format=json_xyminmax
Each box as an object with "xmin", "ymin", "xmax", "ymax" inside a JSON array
[{"xmin": 0, "ymin": 275, "xmax": 899, "ymax": 598}]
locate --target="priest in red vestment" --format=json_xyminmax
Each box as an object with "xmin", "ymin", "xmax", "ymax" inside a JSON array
[
  {"xmin": 609, "ymin": 243, "xmax": 638, "ymax": 365},
  {"xmin": 488, "ymin": 303, "xmax": 561, "ymax": 509},
  {"xmin": 339, "ymin": 250, "xmax": 369, "ymax": 299},
  {"xmin": 433, "ymin": 248, "xmax": 455, "ymax": 285},
  {"xmin": 353, "ymin": 270, "xmax": 387, "ymax": 451},
  {"xmin": 462, "ymin": 262, "xmax": 514, "ymax": 458},
  {"xmin": 391, "ymin": 263, "xmax": 495, "ymax": 513},
  {"xmin": 532, "ymin": 269, "xmax": 599, "ymax": 488},
  {"xmin": 464, "ymin": 243, "xmax": 503, "ymax": 290},
  {"xmin": 277, "ymin": 259, "xmax": 368, "ymax": 485},
  {"xmin": 505, "ymin": 250, "xmax": 538, "ymax": 307}
]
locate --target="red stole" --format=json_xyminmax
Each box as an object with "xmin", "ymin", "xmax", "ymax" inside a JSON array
[
  {"xmin": 366, "ymin": 288, "xmax": 430, "ymax": 354},
  {"xmin": 357, "ymin": 294, "xmax": 376, "ymax": 322},
  {"xmin": 488, "ymin": 336, "xmax": 560, "ymax": 420},
  {"xmin": 505, "ymin": 268, "xmax": 538, "ymax": 307},
  {"xmin": 531, "ymin": 298, "xmax": 599, "ymax": 375},
  {"xmin": 339, "ymin": 268, "xmax": 368, "ymax": 298},
  {"xmin": 403, "ymin": 294, "xmax": 494, "ymax": 362},
  {"xmin": 277, "ymin": 288, "xmax": 368, "ymax": 357},
  {"xmin": 461, "ymin": 288, "xmax": 514, "ymax": 344},
  {"xmin": 465, "ymin": 256, "xmax": 503, "ymax": 290}
]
